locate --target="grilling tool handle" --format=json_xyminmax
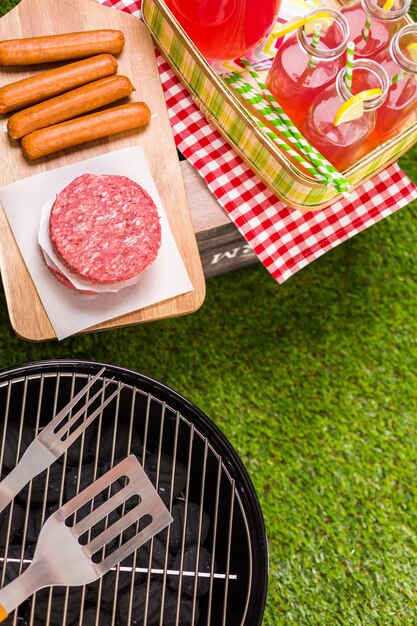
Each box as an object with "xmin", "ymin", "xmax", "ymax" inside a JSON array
[
  {"xmin": 0, "ymin": 439, "xmax": 56, "ymax": 514},
  {"xmin": 0, "ymin": 559, "xmax": 49, "ymax": 619}
]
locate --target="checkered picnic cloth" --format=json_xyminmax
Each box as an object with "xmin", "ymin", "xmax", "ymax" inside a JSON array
[{"xmin": 97, "ymin": 0, "xmax": 417, "ymax": 284}]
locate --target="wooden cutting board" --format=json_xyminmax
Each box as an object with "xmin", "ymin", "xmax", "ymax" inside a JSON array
[{"xmin": 0, "ymin": 0, "xmax": 206, "ymax": 341}]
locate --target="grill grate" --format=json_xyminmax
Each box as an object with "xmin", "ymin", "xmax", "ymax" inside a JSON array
[{"xmin": 0, "ymin": 363, "xmax": 267, "ymax": 626}]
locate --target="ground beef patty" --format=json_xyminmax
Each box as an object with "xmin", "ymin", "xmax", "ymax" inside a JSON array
[{"xmin": 49, "ymin": 173, "xmax": 162, "ymax": 284}]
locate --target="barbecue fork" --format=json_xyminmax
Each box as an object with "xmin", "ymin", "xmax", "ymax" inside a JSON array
[
  {"xmin": 0, "ymin": 367, "xmax": 119, "ymax": 514},
  {"xmin": 0, "ymin": 455, "xmax": 172, "ymax": 621}
]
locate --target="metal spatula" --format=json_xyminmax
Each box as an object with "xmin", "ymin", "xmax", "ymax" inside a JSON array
[
  {"xmin": 0, "ymin": 367, "xmax": 119, "ymax": 514},
  {"xmin": 0, "ymin": 455, "xmax": 172, "ymax": 621}
]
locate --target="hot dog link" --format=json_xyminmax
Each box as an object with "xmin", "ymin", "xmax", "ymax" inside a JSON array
[
  {"xmin": 21, "ymin": 102, "xmax": 151, "ymax": 160},
  {"xmin": 0, "ymin": 30, "xmax": 125, "ymax": 65},
  {"xmin": 8, "ymin": 75, "xmax": 135, "ymax": 139},
  {"xmin": 0, "ymin": 54, "xmax": 118, "ymax": 114}
]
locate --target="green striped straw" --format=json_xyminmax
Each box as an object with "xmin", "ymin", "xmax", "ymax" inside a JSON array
[
  {"xmin": 224, "ymin": 73, "xmax": 351, "ymax": 194},
  {"xmin": 345, "ymin": 41, "xmax": 355, "ymax": 92},
  {"xmin": 245, "ymin": 115, "xmax": 332, "ymax": 184},
  {"xmin": 223, "ymin": 75, "xmax": 329, "ymax": 185},
  {"xmin": 308, "ymin": 23, "xmax": 322, "ymax": 70},
  {"xmin": 238, "ymin": 59, "xmax": 352, "ymax": 192},
  {"xmin": 362, "ymin": 15, "xmax": 372, "ymax": 41}
]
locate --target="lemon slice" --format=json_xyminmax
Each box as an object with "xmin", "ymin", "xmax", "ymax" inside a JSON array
[
  {"xmin": 333, "ymin": 88, "xmax": 383, "ymax": 126},
  {"xmin": 273, "ymin": 11, "xmax": 333, "ymax": 39},
  {"xmin": 406, "ymin": 43, "xmax": 417, "ymax": 80},
  {"xmin": 382, "ymin": 0, "xmax": 396, "ymax": 9},
  {"xmin": 407, "ymin": 42, "xmax": 417, "ymax": 63}
]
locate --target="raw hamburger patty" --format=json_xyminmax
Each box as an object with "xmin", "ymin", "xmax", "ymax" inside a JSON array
[{"xmin": 49, "ymin": 173, "xmax": 162, "ymax": 284}]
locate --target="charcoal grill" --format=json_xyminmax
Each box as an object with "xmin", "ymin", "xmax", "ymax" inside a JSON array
[{"xmin": 0, "ymin": 360, "xmax": 268, "ymax": 626}]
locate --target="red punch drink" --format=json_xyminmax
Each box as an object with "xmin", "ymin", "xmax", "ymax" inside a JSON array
[
  {"xmin": 369, "ymin": 23, "xmax": 417, "ymax": 144},
  {"xmin": 339, "ymin": 0, "xmax": 411, "ymax": 59},
  {"xmin": 266, "ymin": 9, "xmax": 349, "ymax": 125},
  {"xmin": 164, "ymin": 0, "xmax": 281, "ymax": 61},
  {"xmin": 301, "ymin": 60, "xmax": 389, "ymax": 171}
]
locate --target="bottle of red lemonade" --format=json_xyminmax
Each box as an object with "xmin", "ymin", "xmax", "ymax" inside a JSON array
[
  {"xmin": 338, "ymin": 0, "xmax": 411, "ymax": 59},
  {"xmin": 265, "ymin": 9, "xmax": 349, "ymax": 125},
  {"xmin": 163, "ymin": 0, "xmax": 282, "ymax": 61},
  {"xmin": 300, "ymin": 59, "xmax": 390, "ymax": 171},
  {"xmin": 369, "ymin": 23, "xmax": 417, "ymax": 145}
]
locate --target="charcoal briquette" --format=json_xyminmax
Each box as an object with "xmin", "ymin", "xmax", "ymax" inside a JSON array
[
  {"xmin": 169, "ymin": 545, "xmax": 213, "ymax": 597},
  {"xmin": 146, "ymin": 452, "xmax": 186, "ymax": 506},
  {"xmin": 135, "ymin": 536, "xmax": 172, "ymax": 574},
  {"xmin": 89, "ymin": 568, "xmax": 132, "ymax": 608},
  {"xmin": 116, "ymin": 581, "xmax": 163, "ymax": 626},
  {"xmin": 24, "ymin": 506, "xmax": 42, "ymax": 545},
  {"xmin": 1, "ymin": 422, "xmax": 35, "ymax": 471},
  {"xmin": 0, "ymin": 545, "xmax": 32, "ymax": 624},
  {"xmin": 163, "ymin": 592, "xmax": 200, "ymax": 626},
  {"xmin": 0, "ymin": 544, "xmax": 31, "ymax": 586},
  {"xmin": 65, "ymin": 422, "xmax": 97, "ymax": 466},
  {"xmin": 24, "ymin": 504, "xmax": 59, "ymax": 545},
  {"xmin": 87, "ymin": 523, "xmax": 135, "ymax": 602},
  {"xmin": 66, "ymin": 463, "xmax": 98, "ymax": 501},
  {"xmin": 116, "ymin": 581, "xmax": 200, "ymax": 626},
  {"xmin": 2, "ymin": 605, "xmax": 31, "ymax": 626},
  {"xmin": 65, "ymin": 463, "xmax": 109, "ymax": 520},
  {"xmin": 97, "ymin": 420, "xmax": 143, "ymax": 467},
  {"xmin": 159, "ymin": 501, "xmax": 210, "ymax": 553},
  {"xmin": 34, "ymin": 586, "xmax": 84, "ymax": 625},
  {"xmin": 71, "ymin": 605, "xmax": 113, "ymax": 626},
  {"xmin": 0, "ymin": 503, "xmax": 25, "ymax": 547},
  {"xmin": 2, "ymin": 611, "xmax": 30, "ymax": 626},
  {"xmin": 17, "ymin": 462, "xmax": 63, "ymax": 506},
  {"xmin": 88, "ymin": 536, "xmax": 170, "ymax": 605}
]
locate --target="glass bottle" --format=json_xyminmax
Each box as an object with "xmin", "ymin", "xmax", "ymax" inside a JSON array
[
  {"xmin": 300, "ymin": 59, "xmax": 389, "ymax": 171},
  {"xmin": 164, "ymin": 0, "xmax": 282, "ymax": 62},
  {"xmin": 265, "ymin": 9, "xmax": 349, "ymax": 125},
  {"xmin": 369, "ymin": 23, "xmax": 417, "ymax": 144},
  {"xmin": 339, "ymin": 0, "xmax": 411, "ymax": 59}
]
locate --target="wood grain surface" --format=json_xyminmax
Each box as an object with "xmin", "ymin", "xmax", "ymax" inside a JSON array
[{"xmin": 0, "ymin": 0, "xmax": 206, "ymax": 341}]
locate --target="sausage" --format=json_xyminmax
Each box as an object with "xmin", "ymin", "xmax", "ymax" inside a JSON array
[
  {"xmin": 0, "ymin": 54, "xmax": 118, "ymax": 114},
  {"xmin": 0, "ymin": 30, "xmax": 125, "ymax": 65},
  {"xmin": 21, "ymin": 102, "xmax": 152, "ymax": 160},
  {"xmin": 7, "ymin": 75, "xmax": 135, "ymax": 139}
]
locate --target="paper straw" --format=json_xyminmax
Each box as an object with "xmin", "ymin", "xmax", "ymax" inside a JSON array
[
  {"xmin": 224, "ymin": 73, "xmax": 351, "ymax": 194},
  {"xmin": 345, "ymin": 41, "xmax": 355, "ymax": 92},
  {"xmin": 235, "ymin": 98, "xmax": 331, "ymax": 185},
  {"xmin": 224, "ymin": 74, "xmax": 329, "ymax": 184},
  {"xmin": 238, "ymin": 60, "xmax": 352, "ymax": 192},
  {"xmin": 308, "ymin": 23, "xmax": 322, "ymax": 69},
  {"xmin": 222, "ymin": 75, "xmax": 329, "ymax": 182},
  {"xmin": 362, "ymin": 16, "xmax": 372, "ymax": 41},
  {"xmin": 240, "ymin": 79, "xmax": 351, "ymax": 194}
]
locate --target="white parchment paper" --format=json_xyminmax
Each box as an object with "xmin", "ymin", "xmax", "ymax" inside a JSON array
[{"xmin": 0, "ymin": 146, "xmax": 194, "ymax": 340}]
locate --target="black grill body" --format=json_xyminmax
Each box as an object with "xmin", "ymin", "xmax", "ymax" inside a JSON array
[{"xmin": 0, "ymin": 360, "xmax": 268, "ymax": 626}]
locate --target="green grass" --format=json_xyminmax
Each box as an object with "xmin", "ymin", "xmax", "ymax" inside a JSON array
[
  {"xmin": 0, "ymin": 0, "xmax": 17, "ymax": 15},
  {"xmin": 1, "ymin": 3, "xmax": 417, "ymax": 624}
]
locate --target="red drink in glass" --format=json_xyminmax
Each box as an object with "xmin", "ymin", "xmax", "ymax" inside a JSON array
[
  {"xmin": 369, "ymin": 23, "xmax": 417, "ymax": 144},
  {"xmin": 339, "ymin": 0, "xmax": 411, "ymax": 59},
  {"xmin": 266, "ymin": 9, "xmax": 349, "ymax": 125},
  {"xmin": 300, "ymin": 60, "xmax": 389, "ymax": 171},
  {"xmin": 164, "ymin": 0, "xmax": 281, "ymax": 61}
]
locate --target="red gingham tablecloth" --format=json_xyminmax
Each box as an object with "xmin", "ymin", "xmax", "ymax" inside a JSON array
[{"xmin": 97, "ymin": 0, "xmax": 417, "ymax": 284}]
